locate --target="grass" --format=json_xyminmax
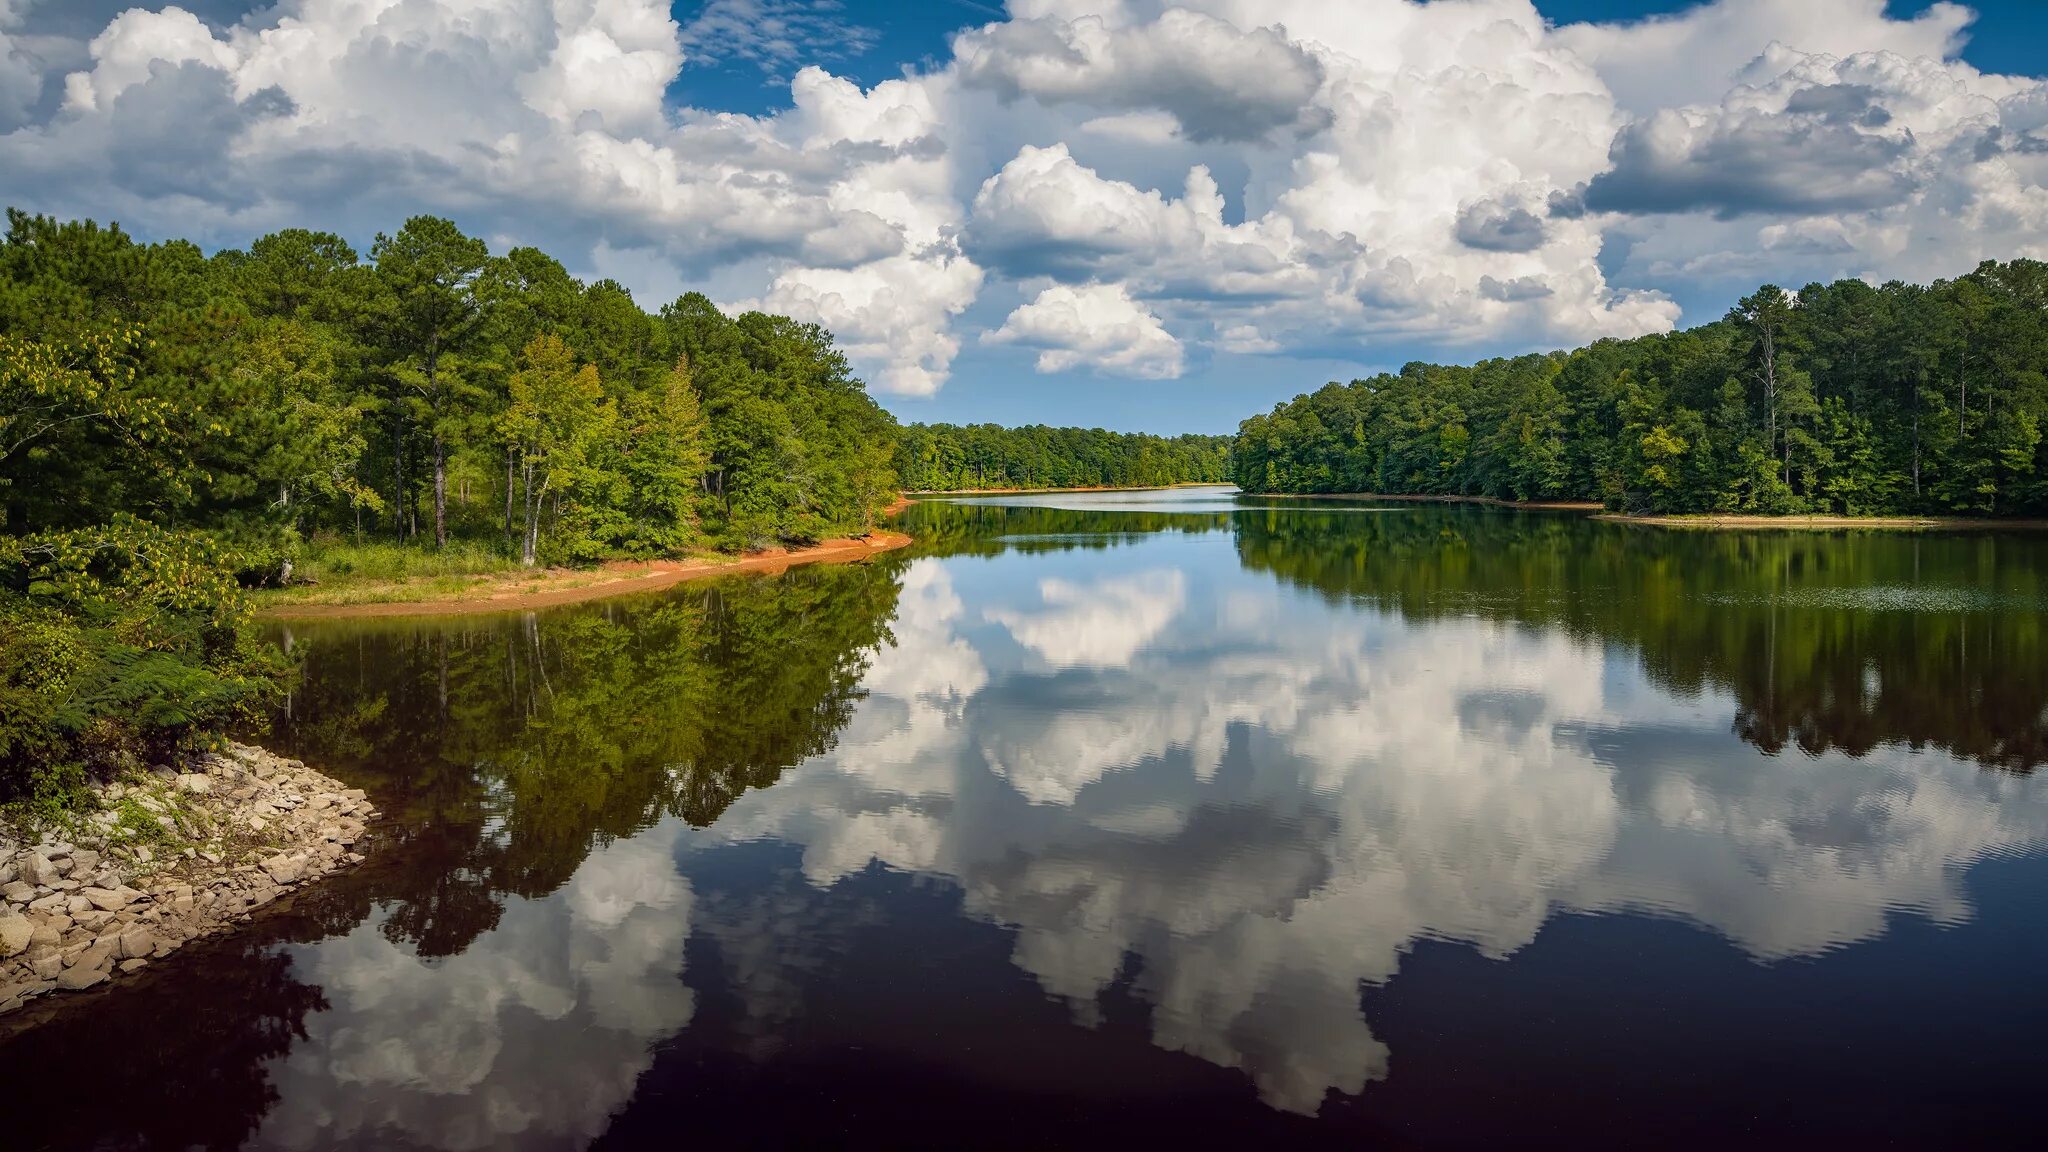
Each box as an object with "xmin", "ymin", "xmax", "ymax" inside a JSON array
[{"xmin": 293, "ymin": 537, "xmax": 524, "ymax": 584}]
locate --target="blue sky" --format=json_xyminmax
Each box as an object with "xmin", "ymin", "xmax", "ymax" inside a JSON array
[{"xmin": 3, "ymin": 0, "xmax": 2044, "ymax": 434}]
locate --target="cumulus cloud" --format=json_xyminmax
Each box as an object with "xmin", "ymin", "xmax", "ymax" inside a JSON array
[
  {"xmin": 985, "ymin": 282, "xmax": 1185, "ymax": 378},
  {"xmin": 953, "ymin": 7, "xmax": 1328, "ymax": 143},
  {"xmin": 0, "ymin": 0, "xmax": 2042, "ymax": 393}
]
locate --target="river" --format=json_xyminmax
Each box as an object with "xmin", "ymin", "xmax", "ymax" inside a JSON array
[{"xmin": 4, "ymin": 486, "xmax": 2048, "ymax": 1149}]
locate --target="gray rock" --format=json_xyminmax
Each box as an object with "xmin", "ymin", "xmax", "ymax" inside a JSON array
[
  {"xmin": 20, "ymin": 854, "xmax": 60, "ymax": 887},
  {"xmin": 1, "ymin": 880, "xmax": 33, "ymax": 904},
  {"xmin": 0, "ymin": 913, "xmax": 30, "ymax": 957},
  {"xmin": 55, "ymin": 966, "xmax": 106, "ymax": 992},
  {"xmin": 79, "ymin": 887, "xmax": 134, "ymax": 913},
  {"xmin": 175, "ymin": 773, "xmax": 213, "ymax": 795},
  {"xmin": 260, "ymin": 855, "xmax": 304, "ymax": 885},
  {"xmin": 116, "ymin": 927, "xmax": 155, "ymax": 961}
]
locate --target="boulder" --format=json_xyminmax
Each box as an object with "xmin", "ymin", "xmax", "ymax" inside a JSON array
[
  {"xmin": 116, "ymin": 927, "xmax": 155, "ymax": 961},
  {"xmin": 20, "ymin": 854, "xmax": 60, "ymax": 887},
  {"xmin": 79, "ymin": 887, "xmax": 135, "ymax": 913},
  {"xmin": 1, "ymin": 880, "xmax": 34, "ymax": 904},
  {"xmin": 260, "ymin": 854, "xmax": 305, "ymax": 885},
  {"xmin": 54, "ymin": 966, "xmax": 106, "ymax": 992},
  {"xmin": 0, "ymin": 913, "xmax": 30, "ymax": 957},
  {"xmin": 175, "ymin": 773, "xmax": 213, "ymax": 795}
]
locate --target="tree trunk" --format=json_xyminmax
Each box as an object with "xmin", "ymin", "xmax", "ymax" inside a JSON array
[
  {"xmin": 432, "ymin": 431, "xmax": 448, "ymax": 548},
  {"xmin": 394, "ymin": 411, "xmax": 407, "ymax": 540},
  {"xmin": 505, "ymin": 449, "xmax": 516, "ymax": 541},
  {"xmin": 521, "ymin": 457, "xmax": 541, "ymax": 567}
]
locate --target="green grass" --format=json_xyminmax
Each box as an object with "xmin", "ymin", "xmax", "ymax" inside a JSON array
[{"xmin": 293, "ymin": 537, "xmax": 523, "ymax": 586}]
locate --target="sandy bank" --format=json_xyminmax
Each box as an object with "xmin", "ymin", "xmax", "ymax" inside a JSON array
[{"xmin": 259, "ymin": 530, "xmax": 913, "ymax": 620}]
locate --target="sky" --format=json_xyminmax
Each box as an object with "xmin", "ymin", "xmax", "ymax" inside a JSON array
[{"xmin": 1, "ymin": 1, "xmax": 2044, "ymax": 434}]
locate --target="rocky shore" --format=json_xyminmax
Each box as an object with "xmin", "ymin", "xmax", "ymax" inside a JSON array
[{"xmin": 0, "ymin": 743, "xmax": 375, "ymax": 1019}]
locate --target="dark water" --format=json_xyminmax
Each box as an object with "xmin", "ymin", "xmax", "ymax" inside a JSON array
[{"xmin": 7, "ymin": 487, "xmax": 2048, "ymax": 1150}]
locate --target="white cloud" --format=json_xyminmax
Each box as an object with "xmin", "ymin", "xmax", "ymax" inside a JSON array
[
  {"xmin": 0, "ymin": 0, "xmax": 2042, "ymax": 393},
  {"xmin": 985, "ymin": 282, "xmax": 1186, "ymax": 378}
]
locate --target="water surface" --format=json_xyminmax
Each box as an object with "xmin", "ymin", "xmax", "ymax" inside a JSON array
[{"xmin": 6, "ymin": 487, "xmax": 2048, "ymax": 1149}]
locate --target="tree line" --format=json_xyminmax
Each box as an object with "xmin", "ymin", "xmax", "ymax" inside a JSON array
[
  {"xmin": 1231, "ymin": 261, "xmax": 2048, "ymax": 516},
  {"xmin": 0, "ymin": 207, "xmax": 898, "ymax": 803},
  {"xmin": 896, "ymin": 422, "xmax": 1231, "ymax": 491},
  {"xmin": 1, "ymin": 209, "xmax": 899, "ymax": 557}
]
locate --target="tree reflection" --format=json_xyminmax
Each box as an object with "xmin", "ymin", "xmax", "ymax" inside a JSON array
[
  {"xmin": 270, "ymin": 558, "xmax": 907, "ymax": 958},
  {"xmin": 0, "ymin": 936, "xmax": 327, "ymax": 1151},
  {"xmin": 1232, "ymin": 506, "xmax": 2048, "ymax": 770}
]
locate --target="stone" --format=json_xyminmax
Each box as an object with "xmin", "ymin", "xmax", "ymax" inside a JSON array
[
  {"xmin": 68, "ymin": 849, "xmax": 99, "ymax": 875},
  {"xmin": 20, "ymin": 854, "xmax": 60, "ymax": 887},
  {"xmin": 0, "ymin": 913, "xmax": 30, "ymax": 957},
  {"xmin": 260, "ymin": 854, "xmax": 304, "ymax": 885},
  {"xmin": 55, "ymin": 965, "xmax": 106, "ymax": 992},
  {"xmin": 28, "ymin": 924, "xmax": 60, "ymax": 948},
  {"xmin": 175, "ymin": 773, "xmax": 213, "ymax": 795},
  {"xmin": 29, "ymin": 949, "xmax": 62, "ymax": 981},
  {"xmin": 119, "ymin": 958, "xmax": 148, "ymax": 974},
  {"xmin": 63, "ymin": 940, "xmax": 113, "ymax": 973},
  {"xmin": 1, "ymin": 880, "xmax": 33, "ymax": 904},
  {"xmin": 116, "ymin": 927, "xmax": 155, "ymax": 961},
  {"xmin": 79, "ymin": 887, "xmax": 134, "ymax": 912}
]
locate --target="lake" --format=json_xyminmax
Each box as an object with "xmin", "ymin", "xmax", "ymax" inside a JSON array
[{"xmin": 5, "ymin": 486, "xmax": 2048, "ymax": 1149}]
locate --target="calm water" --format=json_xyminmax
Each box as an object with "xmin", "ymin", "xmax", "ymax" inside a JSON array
[{"xmin": 7, "ymin": 487, "xmax": 2048, "ymax": 1149}]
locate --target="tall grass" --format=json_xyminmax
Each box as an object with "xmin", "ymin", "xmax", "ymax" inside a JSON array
[{"xmin": 294, "ymin": 537, "xmax": 523, "ymax": 587}]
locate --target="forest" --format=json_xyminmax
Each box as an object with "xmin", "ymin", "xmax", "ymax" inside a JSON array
[
  {"xmin": 896, "ymin": 422, "xmax": 1231, "ymax": 491},
  {"xmin": 1230, "ymin": 261, "xmax": 2048, "ymax": 516},
  {"xmin": 0, "ymin": 208, "xmax": 896, "ymax": 804}
]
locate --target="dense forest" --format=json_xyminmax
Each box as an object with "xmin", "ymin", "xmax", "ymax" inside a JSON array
[
  {"xmin": 0, "ymin": 208, "xmax": 896, "ymax": 803},
  {"xmin": 1231, "ymin": 261, "xmax": 2048, "ymax": 516},
  {"xmin": 896, "ymin": 422, "xmax": 1230, "ymax": 491}
]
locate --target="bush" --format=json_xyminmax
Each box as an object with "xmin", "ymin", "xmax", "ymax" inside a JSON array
[{"xmin": 0, "ymin": 518, "xmax": 288, "ymax": 805}]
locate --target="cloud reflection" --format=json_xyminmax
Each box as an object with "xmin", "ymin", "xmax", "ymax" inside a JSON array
[
  {"xmin": 255, "ymin": 830, "xmax": 696, "ymax": 1150},
  {"xmin": 711, "ymin": 552, "xmax": 2048, "ymax": 1113}
]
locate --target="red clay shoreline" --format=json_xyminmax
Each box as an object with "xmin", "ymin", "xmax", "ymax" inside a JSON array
[{"xmin": 258, "ymin": 530, "xmax": 914, "ymax": 620}]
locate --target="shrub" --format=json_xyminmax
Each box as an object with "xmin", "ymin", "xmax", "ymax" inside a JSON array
[{"xmin": 0, "ymin": 518, "xmax": 288, "ymax": 804}]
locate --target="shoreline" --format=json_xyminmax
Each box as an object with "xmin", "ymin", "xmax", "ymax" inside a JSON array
[
  {"xmin": 1252, "ymin": 492, "xmax": 1602, "ymax": 512},
  {"xmin": 908, "ymin": 482, "xmax": 1229, "ymax": 496},
  {"xmin": 1, "ymin": 744, "xmax": 373, "ymax": 1030},
  {"xmin": 257, "ymin": 530, "xmax": 914, "ymax": 619},
  {"xmin": 1594, "ymin": 513, "xmax": 2048, "ymax": 530},
  {"xmin": 1249, "ymin": 492, "xmax": 2048, "ymax": 528}
]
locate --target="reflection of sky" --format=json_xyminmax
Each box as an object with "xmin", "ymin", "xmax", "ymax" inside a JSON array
[
  {"xmin": 240, "ymin": 512, "xmax": 2048, "ymax": 1133},
  {"xmin": 706, "ymin": 530, "xmax": 2048, "ymax": 1114},
  {"xmin": 254, "ymin": 829, "xmax": 697, "ymax": 1150}
]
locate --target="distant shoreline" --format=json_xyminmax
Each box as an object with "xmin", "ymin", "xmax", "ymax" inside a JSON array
[
  {"xmin": 907, "ymin": 482, "xmax": 1229, "ymax": 496},
  {"xmin": 1592, "ymin": 513, "xmax": 2048, "ymax": 531},
  {"xmin": 1250, "ymin": 492, "xmax": 1601, "ymax": 512},
  {"xmin": 1245, "ymin": 492, "xmax": 2048, "ymax": 529}
]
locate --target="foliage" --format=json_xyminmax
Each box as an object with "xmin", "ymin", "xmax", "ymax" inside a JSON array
[
  {"xmin": 0, "ymin": 518, "xmax": 287, "ymax": 801},
  {"xmin": 896, "ymin": 422, "xmax": 1231, "ymax": 491},
  {"xmin": 0, "ymin": 208, "xmax": 899, "ymax": 554},
  {"xmin": 1232, "ymin": 262, "xmax": 2048, "ymax": 517}
]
